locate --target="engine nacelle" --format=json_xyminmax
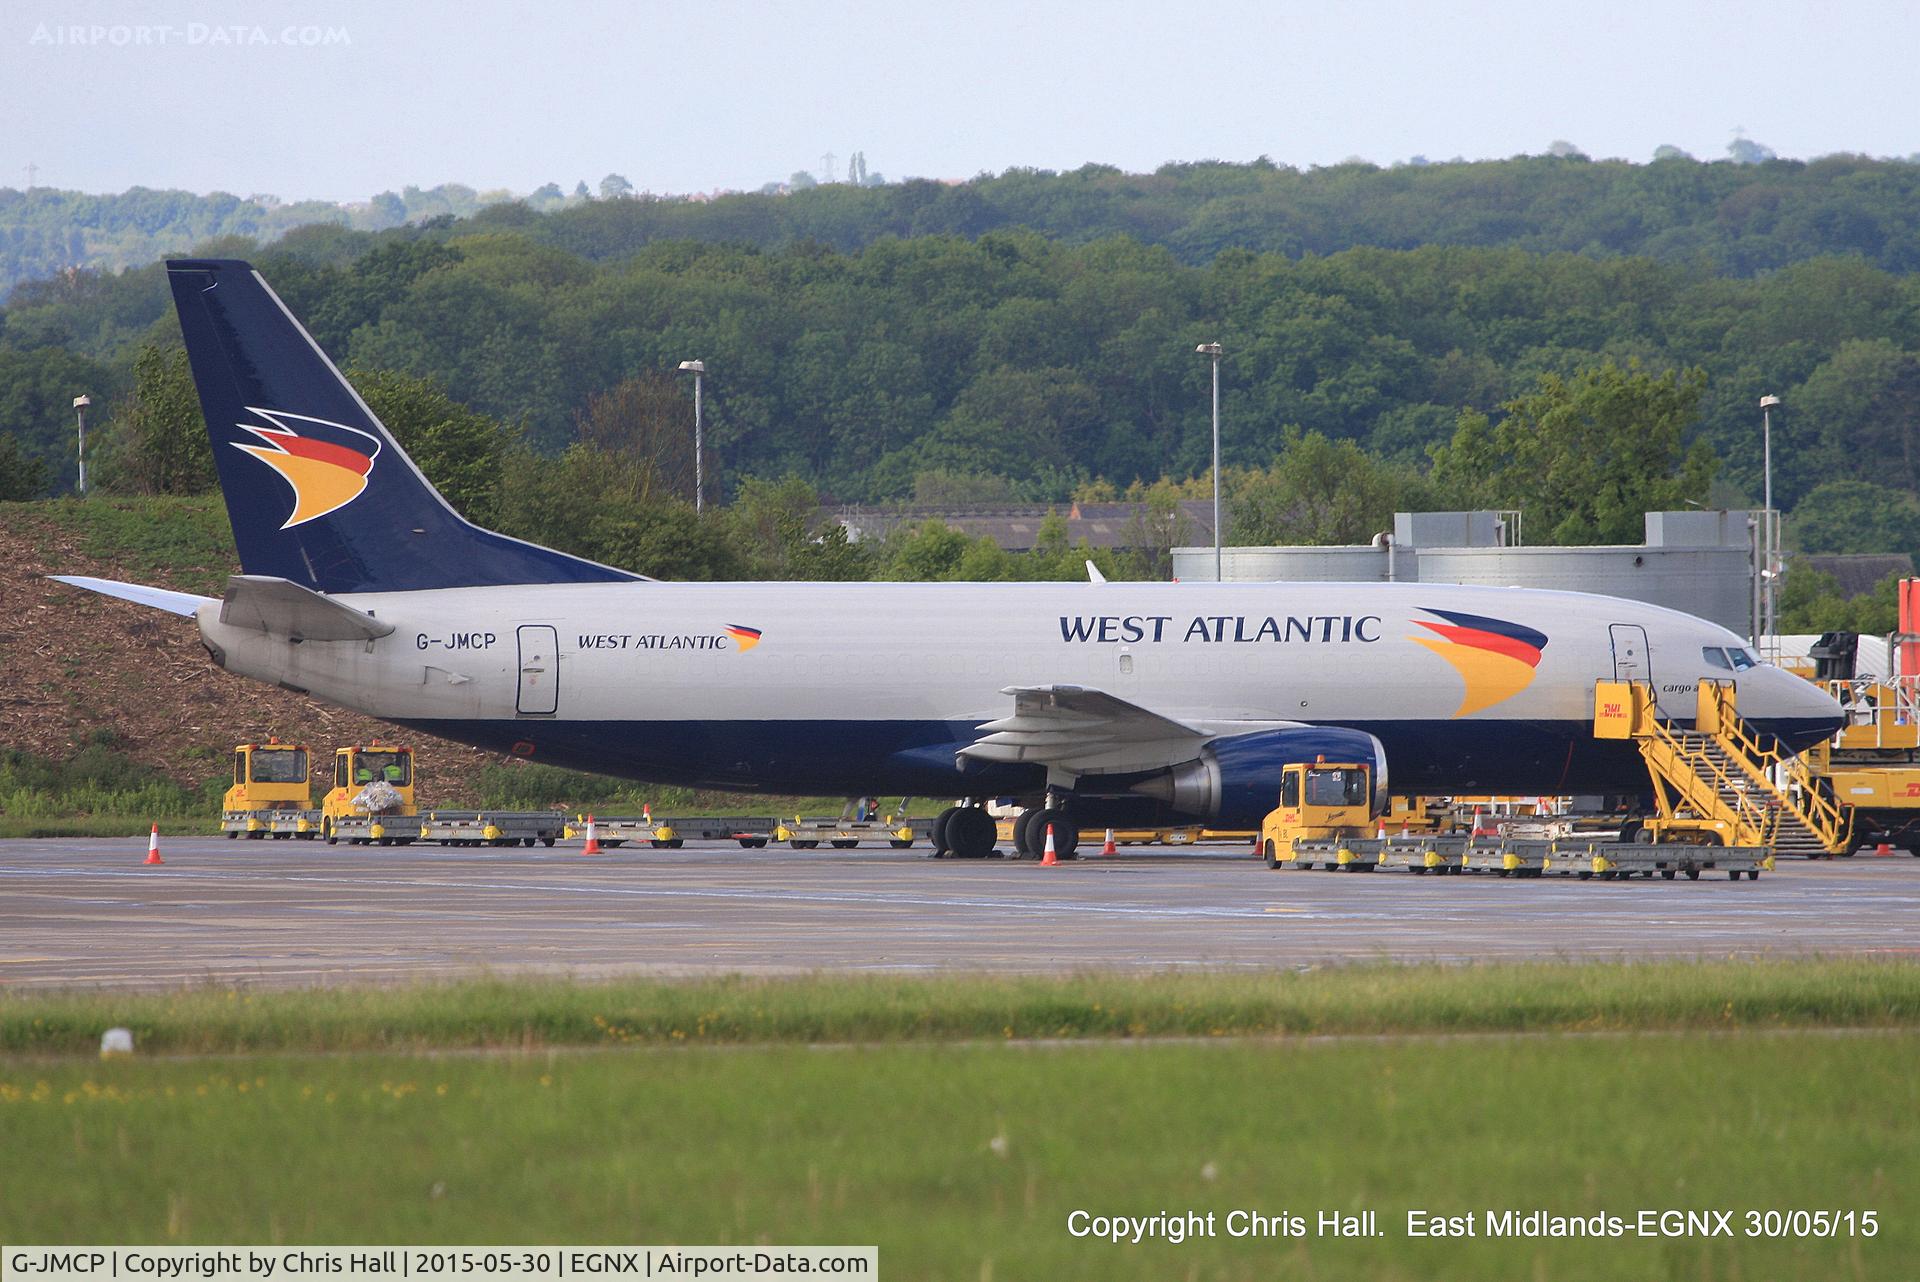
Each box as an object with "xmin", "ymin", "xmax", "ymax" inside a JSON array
[{"xmin": 1133, "ymin": 726, "xmax": 1389, "ymax": 828}]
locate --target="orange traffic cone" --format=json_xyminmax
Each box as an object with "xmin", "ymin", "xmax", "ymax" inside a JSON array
[
  {"xmin": 581, "ymin": 815, "xmax": 602, "ymax": 856},
  {"xmin": 1041, "ymin": 823, "xmax": 1059, "ymax": 866},
  {"xmin": 1376, "ymin": 815, "xmax": 1389, "ymax": 842},
  {"xmin": 1471, "ymin": 806, "xmax": 1496, "ymax": 838},
  {"xmin": 144, "ymin": 823, "xmax": 164, "ymax": 866},
  {"xmin": 1875, "ymin": 841, "xmax": 1893, "ymax": 856},
  {"xmin": 1101, "ymin": 827, "xmax": 1118, "ymax": 856}
]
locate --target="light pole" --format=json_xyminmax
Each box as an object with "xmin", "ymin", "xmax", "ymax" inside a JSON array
[
  {"xmin": 677, "ymin": 360, "xmax": 705, "ymax": 512},
  {"xmin": 1195, "ymin": 342, "xmax": 1223, "ymax": 580},
  {"xmin": 1760, "ymin": 394, "xmax": 1781, "ymax": 649},
  {"xmin": 72, "ymin": 394, "xmax": 91, "ymax": 496}
]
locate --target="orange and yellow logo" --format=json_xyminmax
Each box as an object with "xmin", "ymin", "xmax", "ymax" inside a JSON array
[
  {"xmin": 724, "ymin": 624, "xmax": 763, "ymax": 652},
  {"xmin": 231, "ymin": 409, "xmax": 380, "ymax": 529},
  {"xmin": 1411, "ymin": 607, "xmax": 1549, "ymax": 717}
]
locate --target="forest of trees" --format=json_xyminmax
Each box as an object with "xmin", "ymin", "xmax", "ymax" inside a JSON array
[
  {"xmin": 0, "ymin": 182, "xmax": 518, "ymax": 293},
  {"xmin": 11, "ymin": 150, "xmax": 1920, "ymax": 298},
  {"xmin": 5, "ymin": 152, "xmax": 1920, "ymax": 594}
]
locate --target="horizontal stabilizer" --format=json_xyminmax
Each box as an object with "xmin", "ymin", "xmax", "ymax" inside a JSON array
[
  {"xmin": 219, "ymin": 574, "xmax": 395, "ymax": 641},
  {"xmin": 49, "ymin": 575, "xmax": 214, "ymax": 617}
]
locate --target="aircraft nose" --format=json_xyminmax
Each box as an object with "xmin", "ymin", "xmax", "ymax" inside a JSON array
[{"xmin": 1767, "ymin": 666, "xmax": 1844, "ymax": 743}]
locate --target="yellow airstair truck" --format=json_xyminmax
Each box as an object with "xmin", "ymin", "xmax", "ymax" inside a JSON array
[
  {"xmin": 321, "ymin": 743, "xmax": 418, "ymax": 845},
  {"xmin": 220, "ymin": 739, "xmax": 320, "ymax": 839}
]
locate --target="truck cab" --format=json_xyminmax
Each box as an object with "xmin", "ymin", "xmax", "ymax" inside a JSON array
[
  {"xmin": 220, "ymin": 740, "xmax": 314, "ymax": 838},
  {"xmin": 1259, "ymin": 760, "xmax": 1375, "ymax": 868},
  {"xmin": 322, "ymin": 744, "xmax": 417, "ymax": 844}
]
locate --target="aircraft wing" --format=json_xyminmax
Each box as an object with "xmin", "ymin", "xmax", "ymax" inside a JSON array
[{"xmin": 958, "ymin": 685, "xmax": 1212, "ymax": 778}]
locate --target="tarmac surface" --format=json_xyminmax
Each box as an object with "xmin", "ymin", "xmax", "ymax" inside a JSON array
[{"xmin": 3, "ymin": 836, "xmax": 1920, "ymax": 989}]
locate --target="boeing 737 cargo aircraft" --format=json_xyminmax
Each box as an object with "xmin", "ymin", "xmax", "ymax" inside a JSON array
[{"xmin": 55, "ymin": 259, "xmax": 1843, "ymax": 858}]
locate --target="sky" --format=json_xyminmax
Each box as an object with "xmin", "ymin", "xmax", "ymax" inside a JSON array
[{"xmin": 4, "ymin": 0, "xmax": 1917, "ymax": 202}]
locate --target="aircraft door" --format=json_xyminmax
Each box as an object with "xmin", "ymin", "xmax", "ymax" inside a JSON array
[
  {"xmin": 516, "ymin": 624, "xmax": 559, "ymax": 715},
  {"xmin": 1609, "ymin": 623, "xmax": 1653, "ymax": 689}
]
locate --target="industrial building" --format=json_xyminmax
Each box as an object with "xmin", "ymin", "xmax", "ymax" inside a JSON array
[{"xmin": 1173, "ymin": 510, "xmax": 1766, "ymax": 634}]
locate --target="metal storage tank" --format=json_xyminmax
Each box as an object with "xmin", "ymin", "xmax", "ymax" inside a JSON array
[
  {"xmin": 1174, "ymin": 544, "xmax": 1416, "ymax": 583},
  {"xmin": 1173, "ymin": 510, "xmax": 1758, "ymax": 633},
  {"xmin": 1413, "ymin": 545, "xmax": 1751, "ymax": 631}
]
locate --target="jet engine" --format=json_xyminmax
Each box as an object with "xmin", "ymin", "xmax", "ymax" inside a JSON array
[{"xmin": 1132, "ymin": 726, "xmax": 1388, "ymax": 828}]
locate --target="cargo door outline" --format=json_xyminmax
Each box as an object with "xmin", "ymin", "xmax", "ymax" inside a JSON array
[
  {"xmin": 1609, "ymin": 623, "xmax": 1653, "ymax": 692},
  {"xmin": 516, "ymin": 625, "xmax": 559, "ymax": 715}
]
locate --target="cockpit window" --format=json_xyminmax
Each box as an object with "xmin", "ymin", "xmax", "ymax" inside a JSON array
[{"xmin": 1701, "ymin": 646, "xmax": 1759, "ymax": 672}]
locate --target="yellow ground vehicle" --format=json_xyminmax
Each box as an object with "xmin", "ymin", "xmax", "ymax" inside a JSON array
[
  {"xmin": 321, "ymin": 744, "xmax": 417, "ymax": 845},
  {"xmin": 219, "ymin": 739, "xmax": 318, "ymax": 839},
  {"xmin": 1258, "ymin": 759, "xmax": 1375, "ymax": 868},
  {"xmin": 1806, "ymin": 678, "xmax": 1920, "ymax": 853}
]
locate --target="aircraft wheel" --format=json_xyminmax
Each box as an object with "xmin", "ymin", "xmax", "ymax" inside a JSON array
[
  {"xmin": 1008, "ymin": 808, "xmax": 1039, "ymax": 860},
  {"xmin": 945, "ymin": 806, "xmax": 997, "ymax": 860},
  {"xmin": 1044, "ymin": 816, "xmax": 1080, "ymax": 860},
  {"xmin": 930, "ymin": 807, "xmax": 958, "ymax": 858}
]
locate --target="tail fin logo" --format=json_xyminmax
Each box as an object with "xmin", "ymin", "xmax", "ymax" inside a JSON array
[
  {"xmin": 1411, "ymin": 607, "xmax": 1549, "ymax": 717},
  {"xmin": 230, "ymin": 408, "xmax": 380, "ymax": 529}
]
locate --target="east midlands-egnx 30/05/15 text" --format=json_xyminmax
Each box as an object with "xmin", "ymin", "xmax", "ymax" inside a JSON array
[{"xmin": 53, "ymin": 259, "xmax": 1843, "ymax": 842}]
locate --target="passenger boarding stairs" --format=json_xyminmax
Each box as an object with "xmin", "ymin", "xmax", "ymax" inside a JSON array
[{"xmin": 1595, "ymin": 680, "xmax": 1852, "ymax": 857}]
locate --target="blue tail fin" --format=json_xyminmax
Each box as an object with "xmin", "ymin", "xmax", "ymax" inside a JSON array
[{"xmin": 167, "ymin": 258, "xmax": 638, "ymax": 594}]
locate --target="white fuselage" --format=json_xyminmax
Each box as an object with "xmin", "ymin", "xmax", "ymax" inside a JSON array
[{"xmin": 194, "ymin": 578, "xmax": 1842, "ymax": 803}]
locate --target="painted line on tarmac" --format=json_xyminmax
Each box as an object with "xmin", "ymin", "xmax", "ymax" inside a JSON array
[{"xmin": 0, "ymin": 864, "xmax": 1349, "ymax": 922}]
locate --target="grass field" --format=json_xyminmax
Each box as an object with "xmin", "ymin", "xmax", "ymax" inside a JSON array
[
  {"xmin": 4, "ymin": 959, "xmax": 1919, "ymax": 1054},
  {"xmin": 2, "ymin": 1034, "xmax": 1911, "ymax": 1280},
  {"xmin": 4, "ymin": 965, "xmax": 1915, "ymax": 1280}
]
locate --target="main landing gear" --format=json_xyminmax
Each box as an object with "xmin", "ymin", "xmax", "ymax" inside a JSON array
[
  {"xmin": 931, "ymin": 799, "xmax": 1082, "ymax": 860},
  {"xmin": 930, "ymin": 803, "xmax": 996, "ymax": 859},
  {"xmin": 1009, "ymin": 804, "xmax": 1078, "ymax": 860}
]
